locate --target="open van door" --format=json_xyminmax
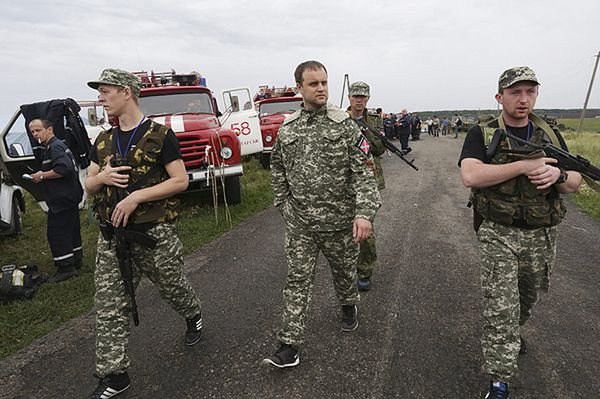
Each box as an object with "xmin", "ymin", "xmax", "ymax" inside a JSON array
[
  {"xmin": 220, "ymin": 88, "xmax": 263, "ymax": 156},
  {"xmin": 0, "ymin": 110, "xmax": 46, "ymax": 207}
]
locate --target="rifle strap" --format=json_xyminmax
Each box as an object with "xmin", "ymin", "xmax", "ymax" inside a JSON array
[
  {"xmin": 497, "ymin": 113, "xmax": 562, "ymax": 146},
  {"xmin": 583, "ymin": 176, "xmax": 600, "ymax": 192}
]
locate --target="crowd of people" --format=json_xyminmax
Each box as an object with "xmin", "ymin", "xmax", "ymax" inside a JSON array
[{"xmin": 20, "ymin": 62, "xmax": 586, "ymax": 399}]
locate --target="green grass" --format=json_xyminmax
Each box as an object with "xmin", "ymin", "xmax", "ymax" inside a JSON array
[
  {"xmin": 558, "ymin": 117, "xmax": 600, "ymax": 133},
  {"xmin": 562, "ymin": 130, "xmax": 600, "ymax": 221},
  {"xmin": 0, "ymin": 158, "xmax": 273, "ymax": 359}
]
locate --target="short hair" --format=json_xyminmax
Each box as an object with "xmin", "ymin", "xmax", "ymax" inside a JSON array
[
  {"xmin": 294, "ymin": 60, "xmax": 327, "ymax": 85},
  {"xmin": 29, "ymin": 118, "xmax": 53, "ymax": 129},
  {"xmin": 115, "ymin": 85, "xmax": 140, "ymax": 105}
]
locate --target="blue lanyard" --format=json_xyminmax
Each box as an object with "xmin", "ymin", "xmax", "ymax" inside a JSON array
[
  {"xmin": 117, "ymin": 116, "xmax": 146, "ymax": 157},
  {"xmin": 507, "ymin": 120, "xmax": 533, "ymax": 142}
]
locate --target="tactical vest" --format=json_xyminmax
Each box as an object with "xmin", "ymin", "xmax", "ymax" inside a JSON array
[
  {"xmin": 471, "ymin": 117, "xmax": 566, "ymax": 229},
  {"xmin": 93, "ymin": 121, "xmax": 179, "ymax": 225}
]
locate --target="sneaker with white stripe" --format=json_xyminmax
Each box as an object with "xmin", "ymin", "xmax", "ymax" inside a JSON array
[
  {"xmin": 90, "ymin": 372, "xmax": 130, "ymax": 399},
  {"xmin": 185, "ymin": 312, "xmax": 203, "ymax": 346}
]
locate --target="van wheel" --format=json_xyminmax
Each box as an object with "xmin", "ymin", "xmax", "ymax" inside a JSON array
[{"xmin": 223, "ymin": 176, "xmax": 241, "ymax": 205}]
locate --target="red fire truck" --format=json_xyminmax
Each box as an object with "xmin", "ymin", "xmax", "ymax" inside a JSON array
[
  {"xmin": 254, "ymin": 86, "xmax": 302, "ymax": 168},
  {"xmin": 132, "ymin": 70, "xmax": 263, "ymax": 204}
]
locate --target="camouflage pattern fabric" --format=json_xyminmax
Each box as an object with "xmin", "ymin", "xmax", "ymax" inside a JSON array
[
  {"xmin": 276, "ymin": 215, "xmax": 360, "ymax": 346},
  {"xmin": 94, "ymin": 223, "xmax": 201, "ymax": 377},
  {"xmin": 271, "ymin": 103, "xmax": 381, "ymax": 231},
  {"xmin": 477, "ymin": 219, "xmax": 558, "ymax": 382},
  {"xmin": 357, "ymin": 232, "xmax": 377, "ymax": 279},
  {"xmin": 498, "ymin": 66, "xmax": 539, "ymax": 91},
  {"xmin": 88, "ymin": 68, "xmax": 142, "ymax": 97},
  {"xmin": 93, "ymin": 121, "xmax": 179, "ymax": 225},
  {"xmin": 271, "ymin": 102, "xmax": 380, "ymax": 346},
  {"xmin": 348, "ymin": 81, "xmax": 370, "ymax": 97}
]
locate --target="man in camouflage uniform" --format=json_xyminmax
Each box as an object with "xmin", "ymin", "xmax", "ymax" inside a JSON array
[
  {"xmin": 459, "ymin": 66, "xmax": 583, "ymax": 399},
  {"xmin": 263, "ymin": 61, "xmax": 381, "ymax": 368},
  {"xmin": 346, "ymin": 81, "xmax": 386, "ymax": 291},
  {"xmin": 85, "ymin": 69, "xmax": 202, "ymax": 398}
]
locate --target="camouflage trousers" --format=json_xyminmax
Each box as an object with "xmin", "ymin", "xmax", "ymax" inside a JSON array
[
  {"xmin": 277, "ymin": 219, "xmax": 360, "ymax": 346},
  {"xmin": 357, "ymin": 227, "xmax": 377, "ymax": 279},
  {"xmin": 94, "ymin": 222, "xmax": 201, "ymax": 377},
  {"xmin": 477, "ymin": 219, "xmax": 558, "ymax": 382}
]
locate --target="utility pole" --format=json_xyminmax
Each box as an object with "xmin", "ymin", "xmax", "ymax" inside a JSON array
[
  {"xmin": 340, "ymin": 74, "xmax": 350, "ymax": 108},
  {"xmin": 577, "ymin": 51, "xmax": 600, "ymax": 134}
]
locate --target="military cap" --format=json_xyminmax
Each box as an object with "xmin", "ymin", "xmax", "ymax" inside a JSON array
[
  {"xmin": 498, "ymin": 66, "xmax": 540, "ymax": 91},
  {"xmin": 349, "ymin": 81, "xmax": 370, "ymax": 97},
  {"xmin": 87, "ymin": 68, "xmax": 142, "ymax": 97}
]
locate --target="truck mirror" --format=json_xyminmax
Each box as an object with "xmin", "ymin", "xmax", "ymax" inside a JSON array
[
  {"xmin": 9, "ymin": 143, "xmax": 25, "ymax": 157},
  {"xmin": 88, "ymin": 108, "xmax": 98, "ymax": 127}
]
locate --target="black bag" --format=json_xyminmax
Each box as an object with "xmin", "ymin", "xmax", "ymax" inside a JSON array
[{"xmin": 0, "ymin": 264, "xmax": 46, "ymax": 303}]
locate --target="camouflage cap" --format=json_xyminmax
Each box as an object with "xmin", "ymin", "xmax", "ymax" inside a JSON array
[
  {"xmin": 349, "ymin": 81, "xmax": 370, "ymax": 97},
  {"xmin": 87, "ymin": 68, "xmax": 141, "ymax": 97},
  {"xmin": 498, "ymin": 66, "xmax": 540, "ymax": 91}
]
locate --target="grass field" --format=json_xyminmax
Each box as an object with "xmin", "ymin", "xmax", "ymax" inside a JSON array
[
  {"xmin": 0, "ymin": 158, "xmax": 274, "ymax": 359},
  {"xmin": 562, "ymin": 129, "xmax": 600, "ymax": 220},
  {"xmin": 558, "ymin": 117, "xmax": 600, "ymax": 133}
]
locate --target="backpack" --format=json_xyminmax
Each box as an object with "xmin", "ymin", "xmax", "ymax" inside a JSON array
[{"xmin": 0, "ymin": 264, "xmax": 46, "ymax": 303}]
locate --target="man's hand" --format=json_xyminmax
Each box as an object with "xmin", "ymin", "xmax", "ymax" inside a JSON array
[
  {"xmin": 99, "ymin": 155, "xmax": 132, "ymax": 188},
  {"xmin": 526, "ymin": 163, "xmax": 562, "ymax": 190},
  {"xmin": 111, "ymin": 191, "xmax": 141, "ymax": 227},
  {"xmin": 31, "ymin": 171, "xmax": 44, "ymax": 184},
  {"xmin": 353, "ymin": 218, "xmax": 372, "ymax": 243}
]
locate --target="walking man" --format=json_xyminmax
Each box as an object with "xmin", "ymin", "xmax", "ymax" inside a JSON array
[
  {"xmin": 459, "ymin": 66, "xmax": 583, "ymax": 398},
  {"xmin": 263, "ymin": 61, "xmax": 381, "ymax": 368},
  {"xmin": 86, "ymin": 68, "xmax": 203, "ymax": 398}
]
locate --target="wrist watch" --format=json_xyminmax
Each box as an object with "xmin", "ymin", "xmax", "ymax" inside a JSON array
[{"xmin": 556, "ymin": 170, "xmax": 568, "ymax": 184}]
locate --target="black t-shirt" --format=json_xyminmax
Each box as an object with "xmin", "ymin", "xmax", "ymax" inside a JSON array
[
  {"xmin": 89, "ymin": 120, "xmax": 182, "ymax": 165},
  {"xmin": 458, "ymin": 119, "xmax": 568, "ymax": 166}
]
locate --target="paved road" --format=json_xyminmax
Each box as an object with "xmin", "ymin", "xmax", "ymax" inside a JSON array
[{"xmin": 1, "ymin": 134, "xmax": 599, "ymax": 399}]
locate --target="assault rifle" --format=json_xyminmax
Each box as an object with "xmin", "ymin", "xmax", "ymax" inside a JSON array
[
  {"xmin": 354, "ymin": 118, "xmax": 418, "ymax": 171},
  {"xmin": 486, "ymin": 129, "xmax": 600, "ymax": 181},
  {"xmin": 110, "ymin": 157, "xmax": 158, "ymax": 326}
]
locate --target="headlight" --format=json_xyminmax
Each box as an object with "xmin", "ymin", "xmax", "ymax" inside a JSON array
[
  {"xmin": 220, "ymin": 147, "xmax": 233, "ymax": 159},
  {"xmin": 265, "ymin": 135, "xmax": 273, "ymax": 143}
]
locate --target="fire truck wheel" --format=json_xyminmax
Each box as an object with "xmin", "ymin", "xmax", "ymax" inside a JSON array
[
  {"xmin": 259, "ymin": 153, "xmax": 271, "ymax": 169},
  {"xmin": 223, "ymin": 176, "xmax": 241, "ymax": 205}
]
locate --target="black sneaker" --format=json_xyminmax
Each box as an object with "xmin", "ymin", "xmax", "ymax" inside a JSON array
[
  {"xmin": 357, "ymin": 278, "xmax": 371, "ymax": 292},
  {"xmin": 91, "ymin": 372, "xmax": 130, "ymax": 399},
  {"xmin": 341, "ymin": 304, "xmax": 358, "ymax": 332},
  {"xmin": 484, "ymin": 381, "xmax": 511, "ymax": 399},
  {"xmin": 185, "ymin": 312, "xmax": 203, "ymax": 346},
  {"xmin": 519, "ymin": 335, "xmax": 527, "ymax": 355},
  {"xmin": 262, "ymin": 343, "xmax": 299, "ymax": 368},
  {"xmin": 47, "ymin": 267, "xmax": 78, "ymax": 283}
]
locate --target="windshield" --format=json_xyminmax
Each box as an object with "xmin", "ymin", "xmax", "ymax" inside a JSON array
[
  {"xmin": 140, "ymin": 92, "xmax": 214, "ymax": 116},
  {"xmin": 259, "ymin": 100, "xmax": 302, "ymax": 116}
]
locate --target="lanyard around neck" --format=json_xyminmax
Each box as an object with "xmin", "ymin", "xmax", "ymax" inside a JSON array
[{"xmin": 117, "ymin": 116, "xmax": 146, "ymax": 157}]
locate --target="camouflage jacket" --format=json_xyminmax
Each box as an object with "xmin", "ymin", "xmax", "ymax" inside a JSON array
[
  {"xmin": 271, "ymin": 103, "xmax": 381, "ymax": 231},
  {"xmin": 347, "ymin": 107, "xmax": 386, "ymax": 190}
]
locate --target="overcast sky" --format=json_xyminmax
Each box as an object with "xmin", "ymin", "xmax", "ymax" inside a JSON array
[{"xmin": 2, "ymin": 0, "xmax": 599, "ymax": 122}]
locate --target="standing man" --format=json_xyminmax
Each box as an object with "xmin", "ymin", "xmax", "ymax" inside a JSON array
[
  {"xmin": 452, "ymin": 113, "xmax": 463, "ymax": 138},
  {"xmin": 29, "ymin": 118, "xmax": 83, "ymax": 283},
  {"xmin": 86, "ymin": 69, "xmax": 203, "ymax": 398},
  {"xmin": 346, "ymin": 81, "xmax": 385, "ymax": 291},
  {"xmin": 263, "ymin": 61, "xmax": 381, "ymax": 368},
  {"xmin": 459, "ymin": 66, "xmax": 583, "ymax": 399},
  {"xmin": 396, "ymin": 109, "xmax": 412, "ymax": 153}
]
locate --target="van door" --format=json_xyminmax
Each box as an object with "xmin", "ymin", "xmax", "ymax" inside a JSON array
[
  {"xmin": 220, "ymin": 88, "xmax": 263, "ymax": 156},
  {"xmin": 0, "ymin": 110, "xmax": 45, "ymax": 202}
]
